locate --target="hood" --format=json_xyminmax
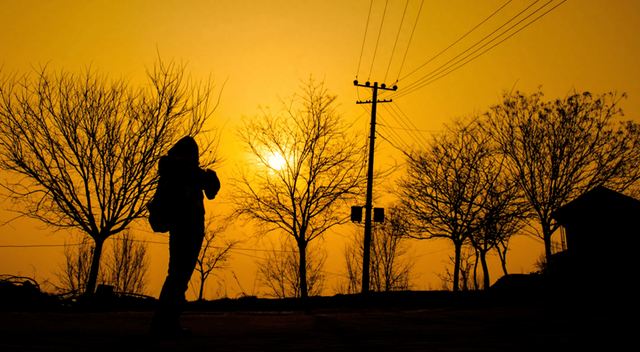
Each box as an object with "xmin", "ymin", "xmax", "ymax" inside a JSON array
[{"xmin": 168, "ymin": 136, "xmax": 199, "ymax": 162}]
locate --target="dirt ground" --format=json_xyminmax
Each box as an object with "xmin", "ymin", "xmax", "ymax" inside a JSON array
[{"xmin": 0, "ymin": 301, "xmax": 632, "ymax": 352}]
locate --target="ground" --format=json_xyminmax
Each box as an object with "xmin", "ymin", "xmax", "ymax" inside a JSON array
[{"xmin": 0, "ymin": 291, "xmax": 633, "ymax": 351}]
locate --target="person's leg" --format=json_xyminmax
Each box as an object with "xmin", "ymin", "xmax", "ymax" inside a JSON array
[{"xmin": 152, "ymin": 223, "xmax": 204, "ymax": 334}]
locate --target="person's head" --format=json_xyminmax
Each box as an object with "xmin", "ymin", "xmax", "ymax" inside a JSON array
[{"xmin": 168, "ymin": 136, "xmax": 199, "ymax": 163}]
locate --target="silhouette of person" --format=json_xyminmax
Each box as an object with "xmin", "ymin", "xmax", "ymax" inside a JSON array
[{"xmin": 150, "ymin": 136, "xmax": 220, "ymax": 337}]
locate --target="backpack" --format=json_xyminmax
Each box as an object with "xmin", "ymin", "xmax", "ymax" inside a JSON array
[{"xmin": 147, "ymin": 178, "xmax": 172, "ymax": 233}]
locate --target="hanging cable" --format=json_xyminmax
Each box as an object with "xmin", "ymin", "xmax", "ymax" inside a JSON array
[
  {"xmin": 380, "ymin": 124, "xmax": 442, "ymax": 134},
  {"xmin": 396, "ymin": 0, "xmax": 539, "ymax": 95},
  {"xmin": 391, "ymin": 0, "xmax": 565, "ymax": 100},
  {"xmin": 377, "ymin": 125, "xmax": 411, "ymax": 155},
  {"xmin": 368, "ymin": 0, "xmax": 390, "ymax": 81},
  {"xmin": 388, "ymin": 102, "xmax": 433, "ymax": 147},
  {"xmin": 380, "ymin": 103, "xmax": 428, "ymax": 151},
  {"xmin": 356, "ymin": 0, "xmax": 375, "ymax": 79},
  {"xmin": 396, "ymin": 0, "xmax": 425, "ymax": 83},
  {"xmin": 377, "ymin": 113, "xmax": 414, "ymax": 153},
  {"xmin": 397, "ymin": 0, "xmax": 514, "ymax": 84},
  {"xmin": 384, "ymin": 0, "xmax": 410, "ymax": 83},
  {"xmin": 378, "ymin": 116, "xmax": 408, "ymax": 147}
]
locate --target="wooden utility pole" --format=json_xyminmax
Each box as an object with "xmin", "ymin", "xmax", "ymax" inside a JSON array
[{"xmin": 354, "ymin": 80, "xmax": 397, "ymax": 293}]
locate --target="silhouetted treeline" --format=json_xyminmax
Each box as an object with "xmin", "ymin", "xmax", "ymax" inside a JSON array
[{"xmin": 396, "ymin": 90, "xmax": 640, "ymax": 291}]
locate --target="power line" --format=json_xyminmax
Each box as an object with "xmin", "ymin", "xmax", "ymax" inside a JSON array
[
  {"xmin": 377, "ymin": 115, "xmax": 410, "ymax": 148},
  {"xmin": 380, "ymin": 104, "xmax": 428, "ymax": 151},
  {"xmin": 391, "ymin": 0, "xmax": 566, "ymax": 100},
  {"xmin": 388, "ymin": 102, "xmax": 433, "ymax": 147},
  {"xmin": 377, "ymin": 121, "xmax": 413, "ymax": 154},
  {"xmin": 0, "ymin": 238, "xmax": 170, "ymax": 248},
  {"xmin": 394, "ymin": 0, "xmax": 564, "ymax": 99},
  {"xmin": 381, "ymin": 102, "xmax": 431, "ymax": 148},
  {"xmin": 376, "ymin": 129, "xmax": 404, "ymax": 153},
  {"xmin": 357, "ymin": 0, "xmax": 565, "ymax": 101},
  {"xmin": 384, "ymin": 0, "xmax": 410, "ymax": 83},
  {"xmin": 368, "ymin": 0, "xmax": 390, "ymax": 81},
  {"xmin": 0, "ymin": 243, "xmax": 84, "ymax": 248},
  {"xmin": 362, "ymin": 99, "xmax": 432, "ymax": 155},
  {"xmin": 396, "ymin": 0, "xmax": 424, "ymax": 83},
  {"xmin": 0, "ymin": 240, "xmax": 300, "ymax": 254},
  {"xmin": 381, "ymin": 125, "xmax": 442, "ymax": 133},
  {"xmin": 392, "ymin": 0, "xmax": 536, "ymax": 97},
  {"xmin": 397, "ymin": 0, "xmax": 514, "ymax": 84},
  {"xmin": 394, "ymin": 0, "xmax": 541, "ymax": 97},
  {"xmin": 356, "ymin": 0, "xmax": 375, "ymax": 79}
]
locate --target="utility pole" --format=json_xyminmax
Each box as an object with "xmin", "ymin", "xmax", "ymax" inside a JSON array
[{"xmin": 354, "ymin": 80, "xmax": 397, "ymax": 294}]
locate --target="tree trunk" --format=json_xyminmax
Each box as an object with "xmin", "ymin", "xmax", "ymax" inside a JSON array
[
  {"xmin": 298, "ymin": 239, "xmax": 308, "ymax": 299},
  {"xmin": 453, "ymin": 243, "xmax": 461, "ymax": 292},
  {"xmin": 198, "ymin": 273, "xmax": 206, "ymax": 301},
  {"xmin": 473, "ymin": 247, "xmax": 479, "ymax": 290},
  {"xmin": 85, "ymin": 236, "xmax": 105, "ymax": 296},
  {"xmin": 497, "ymin": 242, "xmax": 509, "ymax": 276},
  {"xmin": 480, "ymin": 250, "xmax": 490, "ymax": 290},
  {"xmin": 542, "ymin": 221, "xmax": 554, "ymax": 270}
]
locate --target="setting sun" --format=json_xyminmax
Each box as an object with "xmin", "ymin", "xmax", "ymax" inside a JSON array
[{"xmin": 267, "ymin": 152, "xmax": 287, "ymax": 170}]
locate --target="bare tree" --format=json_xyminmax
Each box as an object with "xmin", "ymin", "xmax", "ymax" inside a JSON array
[
  {"xmin": 397, "ymin": 117, "xmax": 502, "ymax": 291},
  {"xmin": 338, "ymin": 237, "xmax": 362, "ymax": 295},
  {"xmin": 194, "ymin": 216, "xmax": 239, "ymax": 301},
  {"xmin": 482, "ymin": 90, "xmax": 640, "ymax": 264},
  {"xmin": 0, "ymin": 59, "xmax": 222, "ymax": 295},
  {"xmin": 105, "ymin": 231, "xmax": 149, "ymax": 295},
  {"xmin": 467, "ymin": 168, "xmax": 529, "ymax": 289},
  {"xmin": 437, "ymin": 247, "xmax": 477, "ymax": 291},
  {"xmin": 55, "ymin": 235, "xmax": 100, "ymax": 296},
  {"xmin": 339, "ymin": 204, "xmax": 415, "ymax": 294},
  {"xmin": 55, "ymin": 231, "xmax": 149, "ymax": 296},
  {"xmin": 256, "ymin": 237, "xmax": 327, "ymax": 298},
  {"xmin": 231, "ymin": 78, "xmax": 366, "ymax": 298}
]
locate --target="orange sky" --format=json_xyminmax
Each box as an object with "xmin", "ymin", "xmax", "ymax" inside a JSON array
[{"xmin": 2, "ymin": 0, "xmax": 639, "ymax": 299}]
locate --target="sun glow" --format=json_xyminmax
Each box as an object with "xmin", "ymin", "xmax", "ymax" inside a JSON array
[{"xmin": 266, "ymin": 152, "xmax": 287, "ymax": 170}]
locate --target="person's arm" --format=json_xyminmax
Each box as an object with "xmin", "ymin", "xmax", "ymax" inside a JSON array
[{"xmin": 203, "ymin": 169, "xmax": 220, "ymax": 200}]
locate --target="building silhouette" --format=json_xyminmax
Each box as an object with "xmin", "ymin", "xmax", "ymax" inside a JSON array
[{"xmin": 551, "ymin": 186, "xmax": 640, "ymax": 294}]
